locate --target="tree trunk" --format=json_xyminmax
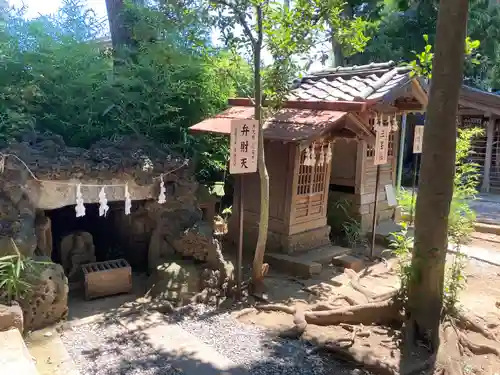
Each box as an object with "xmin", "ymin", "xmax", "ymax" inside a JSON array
[
  {"xmin": 105, "ymin": 0, "xmax": 133, "ymax": 50},
  {"xmin": 331, "ymin": 38, "xmax": 344, "ymax": 68},
  {"xmin": 406, "ymin": 0, "xmax": 469, "ymax": 350},
  {"xmin": 251, "ymin": 4, "xmax": 270, "ymax": 288}
]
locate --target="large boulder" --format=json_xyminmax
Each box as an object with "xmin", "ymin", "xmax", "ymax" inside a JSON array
[
  {"xmin": 0, "ymin": 303, "xmax": 23, "ymax": 333},
  {"xmin": 20, "ymin": 261, "xmax": 69, "ymax": 331},
  {"xmin": 148, "ymin": 261, "xmax": 201, "ymax": 306}
]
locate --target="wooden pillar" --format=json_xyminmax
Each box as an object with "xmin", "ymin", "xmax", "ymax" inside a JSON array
[{"xmin": 482, "ymin": 115, "xmax": 496, "ymax": 193}]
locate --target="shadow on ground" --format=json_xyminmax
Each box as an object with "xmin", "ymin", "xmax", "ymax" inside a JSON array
[{"xmin": 72, "ymin": 310, "xmax": 366, "ymax": 375}]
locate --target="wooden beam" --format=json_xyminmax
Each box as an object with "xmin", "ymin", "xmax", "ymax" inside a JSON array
[
  {"xmin": 482, "ymin": 115, "xmax": 496, "ymax": 193},
  {"xmin": 227, "ymin": 98, "xmax": 369, "ymax": 112},
  {"xmin": 459, "ymin": 99, "xmax": 500, "ymax": 116},
  {"xmin": 411, "ymin": 79, "xmax": 429, "ymax": 108},
  {"xmin": 393, "ymin": 101, "xmax": 426, "ymax": 112},
  {"xmin": 458, "ymin": 107, "xmax": 488, "ymax": 116}
]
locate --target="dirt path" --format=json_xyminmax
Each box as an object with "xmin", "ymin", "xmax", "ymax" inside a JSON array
[{"xmin": 235, "ymin": 254, "xmax": 500, "ymax": 375}]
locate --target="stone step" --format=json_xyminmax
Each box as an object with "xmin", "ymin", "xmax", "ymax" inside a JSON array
[
  {"xmin": 26, "ymin": 328, "xmax": 80, "ymax": 375},
  {"xmin": 265, "ymin": 253, "xmax": 322, "ymax": 278},
  {"xmin": 474, "ymin": 222, "xmax": 500, "ymax": 235},
  {"xmin": 0, "ymin": 329, "xmax": 39, "ymax": 375},
  {"xmin": 294, "ymin": 245, "xmax": 350, "ymax": 265},
  {"xmin": 265, "ymin": 245, "xmax": 351, "ymax": 278},
  {"xmin": 331, "ymin": 254, "xmax": 365, "ymax": 272},
  {"xmin": 369, "ymin": 220, "xmax": 402, "ymax": 246}
]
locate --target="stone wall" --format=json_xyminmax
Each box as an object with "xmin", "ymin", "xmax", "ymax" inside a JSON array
[{"xmin": 0, "ymin": 131, "xmax": 204, "ymax": 331}]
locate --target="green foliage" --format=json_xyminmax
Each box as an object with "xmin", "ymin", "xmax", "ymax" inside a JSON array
[
  {"xmin": 0, "ymin": 240, "xmax": 43, "ymax": 304},
  {"xmin": 396, "ymin": 187, "xmax": 414, "ymax": 218},
  {"xmin": 0, "ymin": 0, "xmax": 251, "ymax": 184},
  {"xmin": 409, "ymin": 34, "xmax": 481, "ymax": 80},
  {"xmin": 386, "ymin": 222, "xmax": 413, "ymax": 303},
  {"xmin": 356, "ymin": 0, "xmax": 500, "ymax": 90},
  {"xmin": 330, "ymin": 198, "xmax": 366, "ymax": 248},
  {"xmin": 443, "ymin": 250, "xmax": 467, "ymax": 312},
  {"xmin": 394, "ymin": 127, "xmax": 482, "ymax": 311}
]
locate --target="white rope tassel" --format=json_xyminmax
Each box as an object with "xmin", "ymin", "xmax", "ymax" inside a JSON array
[
  {"xmin": 304, "ymin": 147, "xmax": 311, "ymax": 166},
  {"xmin": 374, "ymin": 113, "xmax": 380, "ymax": 129},
  {"xmin": 98, "ymin": 187, "xmax": 109, "ymax": 217},
  {"xmin": 391, "ymin": 114, "xmax": 399, "ymax": 132},
  {"xmin": 326, "ymin": 143, "xmax": 333, "ymax": 164},
  {"xmin": 310, "ymin": 146, "xmax": 316, "ymax": 167},
  {"xmin": 75, "ymin": 184, "xmax": 86, "ymax": 217},
  {"xmin": 158, "ymin": 174, "xmax": 166, "ymax": 204},
  {"xmin": 124, "ymin": 183, "xmax": 132, "ymax": 215},
  {"xmin": 318, "ymin": 147, "xmax": 325, "ymax": 167}
]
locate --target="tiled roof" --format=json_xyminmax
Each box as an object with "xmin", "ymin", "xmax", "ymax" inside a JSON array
[
  {"xmin": 288, "ymin": 61, "xmax": 414, "ymax": 102},
  {"xmin": 190, "ymin": 106, "xmax": 374, "ymax": 142},
  {"xmin": 189, "ymin": 106, "xmax": 349, "ymax": 141},
  {"xmin": 460, "ymin": 85, "xmax": 500, "ymax": 116}
]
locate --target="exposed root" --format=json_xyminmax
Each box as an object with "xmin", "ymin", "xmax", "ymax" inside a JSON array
[
  {"xmin": 317, "ymin": 343, "xmax": 399, "ymax": 375},
  {"xmin": 345, "ymin": 268, "xmax": 378, "ymax": 300},
  {"xmin": 345, "ymin": 269, "xmax": 399, "ymax": 304},
  {"xmin": 454, "ymin": 309, "xmax": 497, "ymax": 342},
  {"xmin": 457, "ymin": 330, "xmax": 500, "ymax": 356},
  {"xmin": 305, "ymin": 299, "xmax": 401, "ymax": 326},
  {"xmin": 435, "ymin": 322, "xmax": 463, "ymax": 375},
  {"xmin": 255, "ymin": 303, "xmax": 295, "ymax": 314},
  {"xmin": 329, "ymin": 294, "xmax": 360, "ymax": 306}
]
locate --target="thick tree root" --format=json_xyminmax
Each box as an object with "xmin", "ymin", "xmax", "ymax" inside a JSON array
[
  {"xmin": 305, "ymin": 299, "xmax": 401, "ymax": 326},
  {"xmin": 456, "ymin": 330, "xmax": 500, "ymax": 356},
  {"xmin": 454, "ymin": 309, "xmax": 497, "ymax": 342},
  {"xmin": 251, "ymin": 270, "xmax": 499, "ymax": 375}
]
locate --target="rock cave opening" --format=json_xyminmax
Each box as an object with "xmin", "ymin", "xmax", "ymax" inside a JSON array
[{"xmin": 45, "ymin": 200, "xmax": 153, "ymax": 283}]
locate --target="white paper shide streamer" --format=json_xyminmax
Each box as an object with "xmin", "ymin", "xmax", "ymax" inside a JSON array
[
  {"xmin": 326, "ymin": 143, "xmax": 332, "ymax": 163},
  {"xmin": 124, "ymin": 184, "xmax": 132, "ymax": 215},
  {"xmin": 158, "ymin": 174, "xmax": 166, "ymax": 204},
  {"xmin": 318, "ymin": 147, "xmax": 325, "ymax": 167},
  {"xmin": 75, "ymin": 184, "xmax": 86, "ymax": 217},
  {"xmin": 98, "ymin": 187, "xmax": 109, "ymax": 217}
]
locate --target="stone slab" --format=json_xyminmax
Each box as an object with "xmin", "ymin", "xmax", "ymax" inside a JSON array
[
  {"xmin": 120, "ymin": 312, "xmax": 247, "ymax": 375},
  {"xmin": 26, "ymin": 328, "xmax": 80, "ymax": 375},
  {"xmin": 295, "ymin": 245, "xmax": 350, "ymax": 265},
  {"xmin": 265, "ymin": 253, "xmax": 322, "ymax": 278},
  {"xmin": 0, "ymin": 328, "xmax": 39, "ymax": 375},
  {"xmin": 331, "ymin": 254, "xmax": 365, "ymax": 272},
  {"xmin": 474, "ymin": 222, "xmax": 500, "ymax": 235},
  {"xmin": 448, "ymin": 244, "xmax": 500, "ymax": 267}
]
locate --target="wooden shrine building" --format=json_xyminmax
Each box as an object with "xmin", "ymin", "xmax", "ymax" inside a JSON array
[
  {"xmin": 456, "ymin": 86, "xmax": 500, "ymax": 194},
  {"xmin": 190, "ymin": 62, "xmax": 428, "ymax": 256}
]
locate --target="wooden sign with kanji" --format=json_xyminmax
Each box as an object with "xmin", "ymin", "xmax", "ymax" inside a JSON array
[
  {"xmin": 413, "ymin": 125, "xmax": 424, "ymax": 154},
  {"xmin": 374, "ymin": 124, "xmax": 389, "ymax": 166},
  {"xmin": 229, "ymin": 119, "xmax": 259, "ymax": 174}
]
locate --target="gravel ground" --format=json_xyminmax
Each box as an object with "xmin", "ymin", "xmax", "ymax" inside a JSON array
[
  {"xmin": 61, "ymin": 304, "xmax": 366, "ymax": 375},
  {"xmin": 61, "ymin": 321, "xmax": 184, "ymax": 375}
]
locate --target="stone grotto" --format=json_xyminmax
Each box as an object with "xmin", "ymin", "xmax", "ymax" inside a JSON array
[{"xmin": 0, "ymin": 131, "xmax": 234, "ymax": 333}]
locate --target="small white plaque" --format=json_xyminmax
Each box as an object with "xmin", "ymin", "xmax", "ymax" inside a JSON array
[
  {"xmin": 385, "ymin": 184, "xmax": 398, "ymax": 207},
  {"xmin": 413, "ymin": 125, "xmax": 424, "ymax": 154},
  {"xmin": 229, "ymin": 119, "xmax": 259, "ymax": 174}
]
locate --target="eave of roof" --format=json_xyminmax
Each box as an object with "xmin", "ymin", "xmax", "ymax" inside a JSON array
[
  {"xmin": 459, "ymin": 85, "xmax": 500, "ymax": 116},
  {"xmin": 189, "ymin": 106, "xmax": 375, "ymax": 142}
]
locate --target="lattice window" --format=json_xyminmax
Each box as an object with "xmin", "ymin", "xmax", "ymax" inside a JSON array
[
  {"xmin": 367, "ymin": 116, "xmax": 375, "ymax": 157},
  {"xmin": 296, "ymin": 141, "xmax": 328, "ymax": 196},
  {"xmin": 297, "ymin": 154, "xmax": 312, "ymax": 195}
]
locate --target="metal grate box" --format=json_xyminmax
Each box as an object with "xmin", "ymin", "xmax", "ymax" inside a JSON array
[{"xmin": 82, "ymin": 259, "xmax": 132, "ymax": 300}]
